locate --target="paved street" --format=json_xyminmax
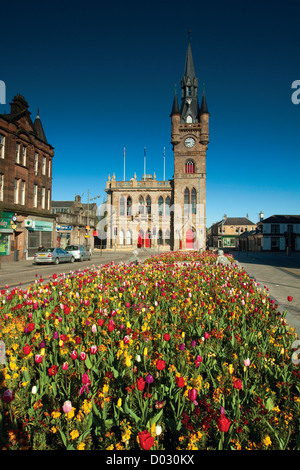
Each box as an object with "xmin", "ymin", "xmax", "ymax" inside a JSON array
[
  {"xmin": 232, "ymin": 251, "xmax": 300, "ymax": 337},
  {"xmin": 1, "ymin": 248, "xmax": 299, "ymax": 338},
  {"xmin": 0, "ymin": 248, "xmax": 155, "ymax": 291}
]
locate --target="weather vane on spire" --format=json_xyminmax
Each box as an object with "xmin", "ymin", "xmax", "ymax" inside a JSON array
[{"xmin": 188, "ymin": 29, "xmax": 192, "ymax": 41}]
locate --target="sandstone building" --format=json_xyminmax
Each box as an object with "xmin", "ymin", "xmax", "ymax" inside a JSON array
[
  {"xmin": 0, "ymin": 94, "xmax": 55, "ymax": 261},
  {"xmin": 104, "ymin": 38, "xmax": 209, "ymax": 251}
]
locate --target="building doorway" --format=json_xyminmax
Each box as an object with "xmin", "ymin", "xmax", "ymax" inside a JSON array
[
  {"xmin": 145, "ymin": 230, "xmax": 151, "ymax": 248},
  {"xmin": 186, "ymin": 229, "xmax": 195, "ymax": 249}
]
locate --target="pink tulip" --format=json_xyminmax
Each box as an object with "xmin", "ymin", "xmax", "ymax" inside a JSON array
[
  {"xmin": 91, "ymin": 324, "xmax": 97, "ymax": 333},
  {"xmin": 90, "ymin": 345, "xmax": 97, "ymax": 354},
  {"xmin": 62, "ymin": 400, "xmax": 72, "ymax": 413},
  {"xmin": 188, "ymin": 388, "xmax": 198, "ymax": 402},
  {"xmin": 34, "ymin": 354, "xmax": 43, "ymax": 364},
  {"xmin": 80, "ymin": 352, "xmax": 87, "ymax": 361},
  {"xmin": 71, "ymin": 350, "xmax": 78, "ymax": 360},
  {"xmin": 62, "ymin": 362, "xmax": 68, "ymax": 370},
  {"xmin": 243, "ymin": 358, "xmax": 251, "ymax": 367},
  {"xmin": 204, "ymin": 332, "xmax": 210, "ymax": 339}
]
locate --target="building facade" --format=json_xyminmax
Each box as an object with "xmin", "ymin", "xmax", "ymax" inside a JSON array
[
  {"xmin": 52, "ymin": 195, "xmax": 98, "ymax": 249},
  {"xmin": 105, "ymin": 39, "xmax": 209, "ymax": 251},
  {"xmin": 0, "ymin": 94, "xmax": 55, "ymax": 261},
  {"xmin": 208, "ymin": 215, "xmax": 257, "ymax": 249},
  {"xmin": 260, "ymin": 215, "xmax": 300, "ymax": 252}
]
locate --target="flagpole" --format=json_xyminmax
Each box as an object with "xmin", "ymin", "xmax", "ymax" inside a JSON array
[
  {"xmin": 163, "ymin": 146, "xmax": 165, "ymax": 181},
  {"xmin": 123, "ymin": 147, "xmax": 125, "ymax": 181},
  {"xmin": 144, "ymin": 147, "xmax": 146, "ymax": 180}
]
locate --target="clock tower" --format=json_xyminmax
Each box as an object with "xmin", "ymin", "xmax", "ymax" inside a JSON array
[{"xmin": 170, "ymin": 36, "xmax": 209, "ymax": 251}]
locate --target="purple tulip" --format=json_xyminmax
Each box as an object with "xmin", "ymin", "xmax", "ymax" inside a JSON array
[
  {"xmin": 146, "ymin": 374, "xmax": 154, "ymax": 384},
  {"xmin": 179, "ymin": 343, "xmax": 185, "ymax": 351}
]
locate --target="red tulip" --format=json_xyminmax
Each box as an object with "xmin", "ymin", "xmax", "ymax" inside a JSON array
[
  {"xmin": 163, "ymin": 333, "xmax": 170, "ymax": 341},
  {"xmin": 138, "ymin": 430, "xmax": 154, "ymax": 450},
  {"xmin": 217, "ymin": 414, "xmax": 231, "ymax": 432},
  {"xmin": 156, "ymin": 359, "xmax": 166, "ymax": 371},
  {"xmin": 48, "ymin": 365, "xmax": 58, "ymax": 377},
  {"xmin": 3, "ymin": 389, "xmax": 13, "ymax": 404},
  {"xmin": 233, "ymin": 378, "xmax": 243, "ymax": 390},
  {"xmin": 136, "ymin": 376, "xmax": 146, "ymax": 391},
  {"xmin": 23, "ymin": 344, "xmax": 31, "ymax": 356},
  {"xmin": 175, "ymin": 376, "xmax": 185, "ymax": 388},
  {"xmin": 287, "ymin": 296, "xmax": 293, "ymax": 302}
]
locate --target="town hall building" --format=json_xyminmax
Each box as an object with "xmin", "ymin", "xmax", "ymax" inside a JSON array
[{"xmin": 104, "ymin": 38, "xmax": 209, "ymax": 251}]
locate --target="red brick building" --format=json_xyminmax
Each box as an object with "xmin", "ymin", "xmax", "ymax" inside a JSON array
[{"xmin": 0, "ymin": 94, "xmax": 55, "ymax": 261}]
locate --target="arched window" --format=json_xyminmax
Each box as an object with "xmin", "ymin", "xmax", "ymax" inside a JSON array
[
  {"xmin": 158, "ymin": 196, "xmax": 163, "ymax": 216},
  {"xmin": 119, "ymin": 229, "xmax": 125, "ymax": 245},
  {"xmin": 191, "ymin": 188, "xmax": 197, "ymax": 214},
  {"xmin": 126, "ymin": 229, "xmax": 132, "ymax": 245},
  {"xmin": 139, "ymin": 196, "xmax": 144, "ymax": 215},
  {"xmin": 120, "ymin": 196, "xmax": 125, "ymax": 216},
  {"xmin": 185, "ymin": 160, "xmax": 195, "ymax": 174},
  {"xmin": 184, "ymin": 188, "xmax": 190, "ymax": 214},
  {"xmin": 186, "ymin": 115, "xmax": 192, "ymax": 123},
  {"xmin": 165, "ymin": 196, "xmax": 170, "ymax": 216},
  {"xmin": 127, "ymin": 196, "xmax": 132, "ymax": 216},
  {"xmin": 146, "ymin": 196, "xmax": 151, "ymax": 215}
]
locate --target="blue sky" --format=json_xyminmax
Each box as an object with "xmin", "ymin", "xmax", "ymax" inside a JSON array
[{"xmin": 1, "ymin": 0, "xmax": 300, "ymax": 227}]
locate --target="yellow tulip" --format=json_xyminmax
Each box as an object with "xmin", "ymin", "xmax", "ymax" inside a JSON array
[
  {"xmin": 117, "ymin": 398, "xmax": 122, "ymax": 407},
  {"xmin": 228, "ymin": 364, "xmax": 234, "ymax": 374}
]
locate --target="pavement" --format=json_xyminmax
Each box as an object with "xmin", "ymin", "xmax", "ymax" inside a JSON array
[
  {"xmin": 0, "ymin": 248, "xmax": 299, "ymax": 337},
  {"xmin": 231, "ymin": 251, "xmax": 300, "ymax": 337}
]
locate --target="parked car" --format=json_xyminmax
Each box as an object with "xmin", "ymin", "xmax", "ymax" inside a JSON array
[
  {"xmin": 65, "ymin": 245, "xmax": 91, "ymax": 261},
  {"xmin": 34, "ymin": 247, "xmax": 75, "ymax": 265}
]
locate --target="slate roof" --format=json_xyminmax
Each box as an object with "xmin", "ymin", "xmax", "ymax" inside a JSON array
[
  {"xmin": 262, "ymin": 215, "xmax": 300, "ymax": 224},
  {"xmin": 34, "ymin": 112, "xmax": 47, "ymax": 143},
  {"xmin": 223, "ymin": 217, "xmax": 255, "ymax": 226}
]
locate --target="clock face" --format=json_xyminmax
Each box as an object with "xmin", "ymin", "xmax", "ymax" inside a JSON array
[{"xmin": 185, "ymin": 137, "xmax": 195, "ymax": 148}]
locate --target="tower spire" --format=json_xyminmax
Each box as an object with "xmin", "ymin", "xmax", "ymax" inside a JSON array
[{"xmin": 180, "ymin": 33, "xmax": 199, "ymax": 122}]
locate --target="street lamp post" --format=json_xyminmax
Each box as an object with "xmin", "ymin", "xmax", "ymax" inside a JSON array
[{"xmin": 86, "ymin": 190, "xmax": 101, "ymax": 250}]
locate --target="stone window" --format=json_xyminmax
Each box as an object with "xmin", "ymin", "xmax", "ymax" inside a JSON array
[
  {"xmin": 139, "ymin": 196, "xmax": 144, "ymax": 215},
  {"xmin": 158, "ymin": 196, "xmax": 163, "ymax": 216},
  {"xmin": 184, "ymin": 188, "xmax": 189, "ymax": 214},
  {"xmin": 165, "ymin": 196, "xmax": 171, "ymax": 216},
  {"xmin": 127, "ymin": 196, "xmax": 132, "ymax": 216},
  {"xmin": 146, "ymin": 196, "xmax": 151, "ymax": 215},
  {"xmin": 191, "ymin": 188, "xmax": 197, "ymax": 214},
  {"xmin": 0, "ymin": 134, "xmax": 5, "ymax": 159},
  {"xmin": 120, "ymin": 196, "xmax": 125, "ymax": 216}
]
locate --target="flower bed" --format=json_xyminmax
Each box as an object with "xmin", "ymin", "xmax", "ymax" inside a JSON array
[
  {"xmin": 146, "ymin": 250, "xmax": 234, "ymax": 264},
  {"xmin": 0, "ymin": 251, "xmax": 299, "ymax": 450}
]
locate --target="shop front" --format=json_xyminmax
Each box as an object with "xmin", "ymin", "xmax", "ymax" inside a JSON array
[
  {"xmin": 26, "ymin": 218, "xmax": 55, "ymax": 258},
  {"xmin": 0, "ymin": 211, "xmax": 14, "ymax": 257},
  {"xmin": 56, "ymin": 224, "xmax": 72, "ymax": 248}
]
